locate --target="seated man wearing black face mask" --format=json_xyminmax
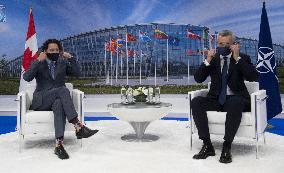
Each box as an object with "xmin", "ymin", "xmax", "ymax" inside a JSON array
[
  {"xmin": 191, "ymin": 30, "xmax": 258, "ymax": 163},
  {"xmin": 23, "ymin": 39, "xmax": 98, "ymax": 160}
]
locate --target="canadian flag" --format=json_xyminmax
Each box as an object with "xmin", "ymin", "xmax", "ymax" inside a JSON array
[{"xmin": 19, "ymin": 8, "xmax": 38, "ymax": 92}]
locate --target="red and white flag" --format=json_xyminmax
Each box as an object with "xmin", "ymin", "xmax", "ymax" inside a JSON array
[
  {"xmin": 187, "ymin": 29, "xmax": 201, "ymax": 40},
  {"xmin": 19, "ymin": 8, "xmax": 38, "ymax": 92}
]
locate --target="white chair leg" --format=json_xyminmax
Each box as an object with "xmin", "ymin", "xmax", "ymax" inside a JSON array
[
  {"xmin": 256, "ymin": 133, "xmax": 259, "ymax": 159},
  {"xmin": 19, "ymin": 134, "xmax": 24, "ymax": 153},
  {"xmin": 263, "ymin": 132, "xmax": 266, "ymax": 145},
  {"xmin": 190, "ymin": 130, "xmax": 193, "ymax": 150},
  {"xmin": 190, "ymin": 121, "xmax": 193, "ymax": 150}
]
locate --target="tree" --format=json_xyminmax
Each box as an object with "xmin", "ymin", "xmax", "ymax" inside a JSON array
[{"xmin": 0, "ymin": 54, "xmax": 9, "ymax": 78}]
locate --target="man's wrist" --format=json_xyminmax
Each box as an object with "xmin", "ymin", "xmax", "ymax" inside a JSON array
[
  {"xmin": 204, "ymin": 59, "xmax": 210, "ymax": 66},
  {"xmin": 235, "ymin": 56, "xmax": 241, "ymax": 64}
]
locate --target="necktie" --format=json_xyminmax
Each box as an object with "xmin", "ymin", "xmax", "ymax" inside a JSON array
[
  {"xmin": 218, "ymin": 57, "xmax": 228, "ymax": 105},
  {"xmin": 50, "ymin": 62, "xmax": 56, "ymax": 80}
]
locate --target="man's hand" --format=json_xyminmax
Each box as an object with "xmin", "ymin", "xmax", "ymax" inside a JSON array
[
  {"xmin": 206, "ymin": 49, "xmax": 216, "ymax": 63},
  {"xmin": 230, "ymin": 43, "xmax": 240, "ymax": 61},
  {"xmin": 38, "ymin": 52, "xmax": 46, "ymax": 61},
  {"xmin": 62, "ymin": 52, "xmax": 73, "ymax": 59}
]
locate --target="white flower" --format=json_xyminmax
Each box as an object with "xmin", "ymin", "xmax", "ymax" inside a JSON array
[
  {"xmin": 133, "ymin": 90, "xmax": 140, "ymax": 96},
  {"xmin": 142, "ymin": 88, "xmax": 148, "ymax": 95},
  {"xmin": 149, "ymin": 87, "xmax": 153, "ymax": 95},
  {"xmin": 126, "ymin": 88, "xmax": 133, "ymax": 95}
]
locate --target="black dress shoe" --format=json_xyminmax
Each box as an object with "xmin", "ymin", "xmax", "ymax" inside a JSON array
[
  {"xmin": 54, "ymin": 145, "xmax": 69, "ymax": 160},
  {"xmin": 76, "ymin": 126, "xmax": 99, "ymax": 139},
  {"xmin": 193, "ymin": 145, "xmax": 216, "ymax": 159},
  {"xmin": 219, "ymin": 147, "xmax": 232, "ymax": 164}
]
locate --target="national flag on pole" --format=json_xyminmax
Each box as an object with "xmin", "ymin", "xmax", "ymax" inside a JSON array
[
  {"xmin": 126, "ymin": 33, "xmax": 137, "ymax": 42},
  {"xmin": 19, "ymin": 8, "xmax": 38, "ymax": 92},
  {"xmin": 106, "ymin": 39, "xmax": 117, "ymax": 53},
  {"xmin": 116, "ymin": 35, "xmax": 125, "ymax": 48},
  {"xmin": 204, "ymin": 28, "xmax": 214, "ymax": 40},
  {"xmin": 187, "ymin": 29, "xmax": 201, "ymax": 40},
  {"xmin": 154, "ymin": 29, "xmax": 168, "ymax": 39},
  {"xmin": 168, "ymin": 36, "xmax": 180, "ymax": 46},
  {"xmin": 120, "ymin": 49, "xmax": 126, "ymax": 56},
  {"xmin": 128, "ymin": 48, "xmax": 135, "ymax": 57},
  {"xmin": 139, "ymin": 31, "xmax": 151, "ymax": 42},
  {"xmin": 256, "ymin": 2, "xmax": 282, "ymax": 120}
]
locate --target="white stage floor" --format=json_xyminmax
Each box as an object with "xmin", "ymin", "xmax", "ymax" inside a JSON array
[{"xmin": 0, "ymin": 120, "xmax": 283, "ymax": 173}]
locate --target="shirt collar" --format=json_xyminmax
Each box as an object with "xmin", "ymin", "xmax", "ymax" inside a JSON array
[
  {"xmin": 220, "ymin": 52, "xmax": 232, "ymax": 60},
  {"xmin": 46, "ymin": 57, "xmax": 57, "ymax": 66}
]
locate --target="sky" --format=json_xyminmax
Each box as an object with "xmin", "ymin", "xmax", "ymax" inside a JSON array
[{"xmin": 0, "ymin": 0, "xmax": 284, "ymax": 60}]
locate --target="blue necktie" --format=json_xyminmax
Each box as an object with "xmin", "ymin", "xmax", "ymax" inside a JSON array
[
  {"xmin": 218, "ymin": 57, "xmax": 228, "ymax": 105},
  {"xmin": 50, "ymin": 62, "xmax": 56, "ymax": 80}
]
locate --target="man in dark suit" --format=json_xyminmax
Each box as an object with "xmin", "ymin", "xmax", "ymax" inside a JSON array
[
  {"xmin": 24, "ymin": 39, "xmax": 98, "ymax": 160},
  {"xmin": 191, "ymin": 30, "xmax": 258, "ymax": 163}
]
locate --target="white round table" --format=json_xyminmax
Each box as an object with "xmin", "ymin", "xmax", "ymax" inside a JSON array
[{"xmin": 107, "ymin": 102, "xmax": 172, "ymax": 142}]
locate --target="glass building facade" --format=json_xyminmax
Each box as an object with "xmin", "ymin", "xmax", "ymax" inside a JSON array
[{"xmin": 8, "ymin": 23, "xmax": 284, "ymax": 78}]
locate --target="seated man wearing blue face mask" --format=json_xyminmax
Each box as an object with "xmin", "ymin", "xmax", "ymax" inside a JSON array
[
  {"xmin": 24, "ymin": 39, "xmax": 98, "ymax": 160},
  {"xmin": 191, "ymin": 30, "xmax": 258, "ymax": 163}
]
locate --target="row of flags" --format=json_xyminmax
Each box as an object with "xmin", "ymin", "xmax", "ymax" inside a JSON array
[
  {"xmin": 105, "ymin": 28, "xmax": 214, "ymax": 52},
  {"xmin": 19, "ymin": 2, "xmax": 282, "ymax": 120}
]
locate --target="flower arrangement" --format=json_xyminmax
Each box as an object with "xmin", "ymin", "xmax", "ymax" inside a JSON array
[{"xmin": 121, "ymin": 86, "xmax": 160, "ymax": 103}]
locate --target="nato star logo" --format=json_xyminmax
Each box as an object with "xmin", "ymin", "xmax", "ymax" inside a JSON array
[{"xmin": 256, "ymin": 47, "xmax": 276, "ymax": 74}]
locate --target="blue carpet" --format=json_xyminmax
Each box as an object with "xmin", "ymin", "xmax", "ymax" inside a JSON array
[
  {"xmin": 1, "ymin": 116, "xmax": 283, "ymax": 136},
  {"xmin": 0, "ymin": 116, "xmax": 17, "ymax": 135},
  {"xmin": 266, "ymin": 118, "xmax": 284, "ymax": 136}
]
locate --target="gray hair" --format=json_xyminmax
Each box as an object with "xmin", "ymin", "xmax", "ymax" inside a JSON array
[{"xmin": 218, "ymin": 30, "xmax": 236, "ymax": 41}]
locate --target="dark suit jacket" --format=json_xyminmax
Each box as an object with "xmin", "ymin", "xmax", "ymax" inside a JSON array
[
  {"xmin": 194, "ymin": 53, "xmax": 258, "ymax": 100},
  {"xmin": 23, "ymin": 57, "xmax": 80, "ymax": 109}
]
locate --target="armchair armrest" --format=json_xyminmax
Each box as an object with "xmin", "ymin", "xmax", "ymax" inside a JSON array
[
  {"xmin": 188, "ymin": 89, "xmax": 209, "ymax": 101},
  {"xmin": 250, "ymin": 90, "xmax": 267, "ymax": 135},
  {"xmin": 72, "ymin": 89, "xmax": 85, "ymax": 123},
  {"xmin": 188, "ymin": 89, "xmax": 209, "ymax": 133},
  {"xmin": 16, "ymin": 91, "xmax": 27, "ymax": 133}
]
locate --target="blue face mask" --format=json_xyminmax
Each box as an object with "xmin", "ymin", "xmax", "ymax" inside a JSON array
[
  {"xmin": 216, "ymin": 47, "xmax": 231, "ymax": 56},
  {"xmin": 46, "ymin": 53, "xmax": 60, "ymax": 61}
]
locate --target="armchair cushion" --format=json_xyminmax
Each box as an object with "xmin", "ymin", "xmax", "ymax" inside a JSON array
[{"xmin": 206, "ymin": 111, "xmax": 253, "ymax": 126}]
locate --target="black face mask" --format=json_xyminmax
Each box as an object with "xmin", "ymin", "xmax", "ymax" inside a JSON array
[
  {"xmin": 46, "ymin": 53, "xmax": 60, "ymax": 62},
  {"xmin": 216, "ymin": 47, "xmax": 231, "ymax": 56}
]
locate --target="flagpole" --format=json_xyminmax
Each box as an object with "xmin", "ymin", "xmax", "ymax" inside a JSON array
[
  {"xmin": 208, "ymin": 29, "xmax": 212, "ymax": 49},
  {"xmin": 134, "ymin": 49, "xmax": 136, "ymax": 77},
  {"xmin": 139, "ymin": 30, "xmax": 142, "ymax": 85},
  {"xmin": 188, "ymin": 57, "xmax": 190, "ymax": 85},
  {"xmin": 110, "ymin": 38, "xmax": 113, "ymax": 86},
  {"xmin": 186, "ymin": 37, "xmax": 189, "ymax": 85},
  {"xmin": 104, "ymin": 42, "xmax": 107, "ymax": 84},
  {"xmin": 140, "ymin": 50, "xmax": 142, "ymax": 85},
  {"xmin": 120, "ymin": 50, "xmax": 123, "ymax": 77},
  {"xmin": 202, "ymin": 29, "xmax": 205, "ymax": 60},
  {"xmin": 154, "ymin": 26, "xmax": 157, "ymax": 87},
  {"xmin": 166, "ymin": 38, "xmax": 169, "ymax": 82},
  {"xmin": 116, "ymin": 33, "xmax": 119, "ymax": 83},
  {"xmin": 126, "ymin": 33, "xmax": 129, "ymax": 85},
  {"xmin": 116, "ymin": 46, "xmax": 118, "ymax": 83},
  {"xmin": 155, "ymin": 59, "xmax": 157, "ymax": 87},
  {"xmin": 214, "ymin": 32, "xmax": 218, "ymax": 49}
]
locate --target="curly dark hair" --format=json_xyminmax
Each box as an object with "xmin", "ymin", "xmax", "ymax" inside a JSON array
[{"xmin": 42, "ymin": 39, "xmax": 63, "ymax": 52}]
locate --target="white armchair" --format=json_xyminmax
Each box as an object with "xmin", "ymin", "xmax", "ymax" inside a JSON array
[
  {"xmin": 16, "ymin": 83, "xmax": 85, "ymax": 152},
  {"xmin": 188, "ymin": 81, "xmax": 267, "ymax": 158}
]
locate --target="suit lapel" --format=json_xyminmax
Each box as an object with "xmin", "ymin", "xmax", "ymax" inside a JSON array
[
  {"xmin": 215, "ymin": 55, "xmax": 221, "ymax": 77},
  {"xmin": 227, "ymin": 56, "xmax": 236, "ymax": 79}
]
